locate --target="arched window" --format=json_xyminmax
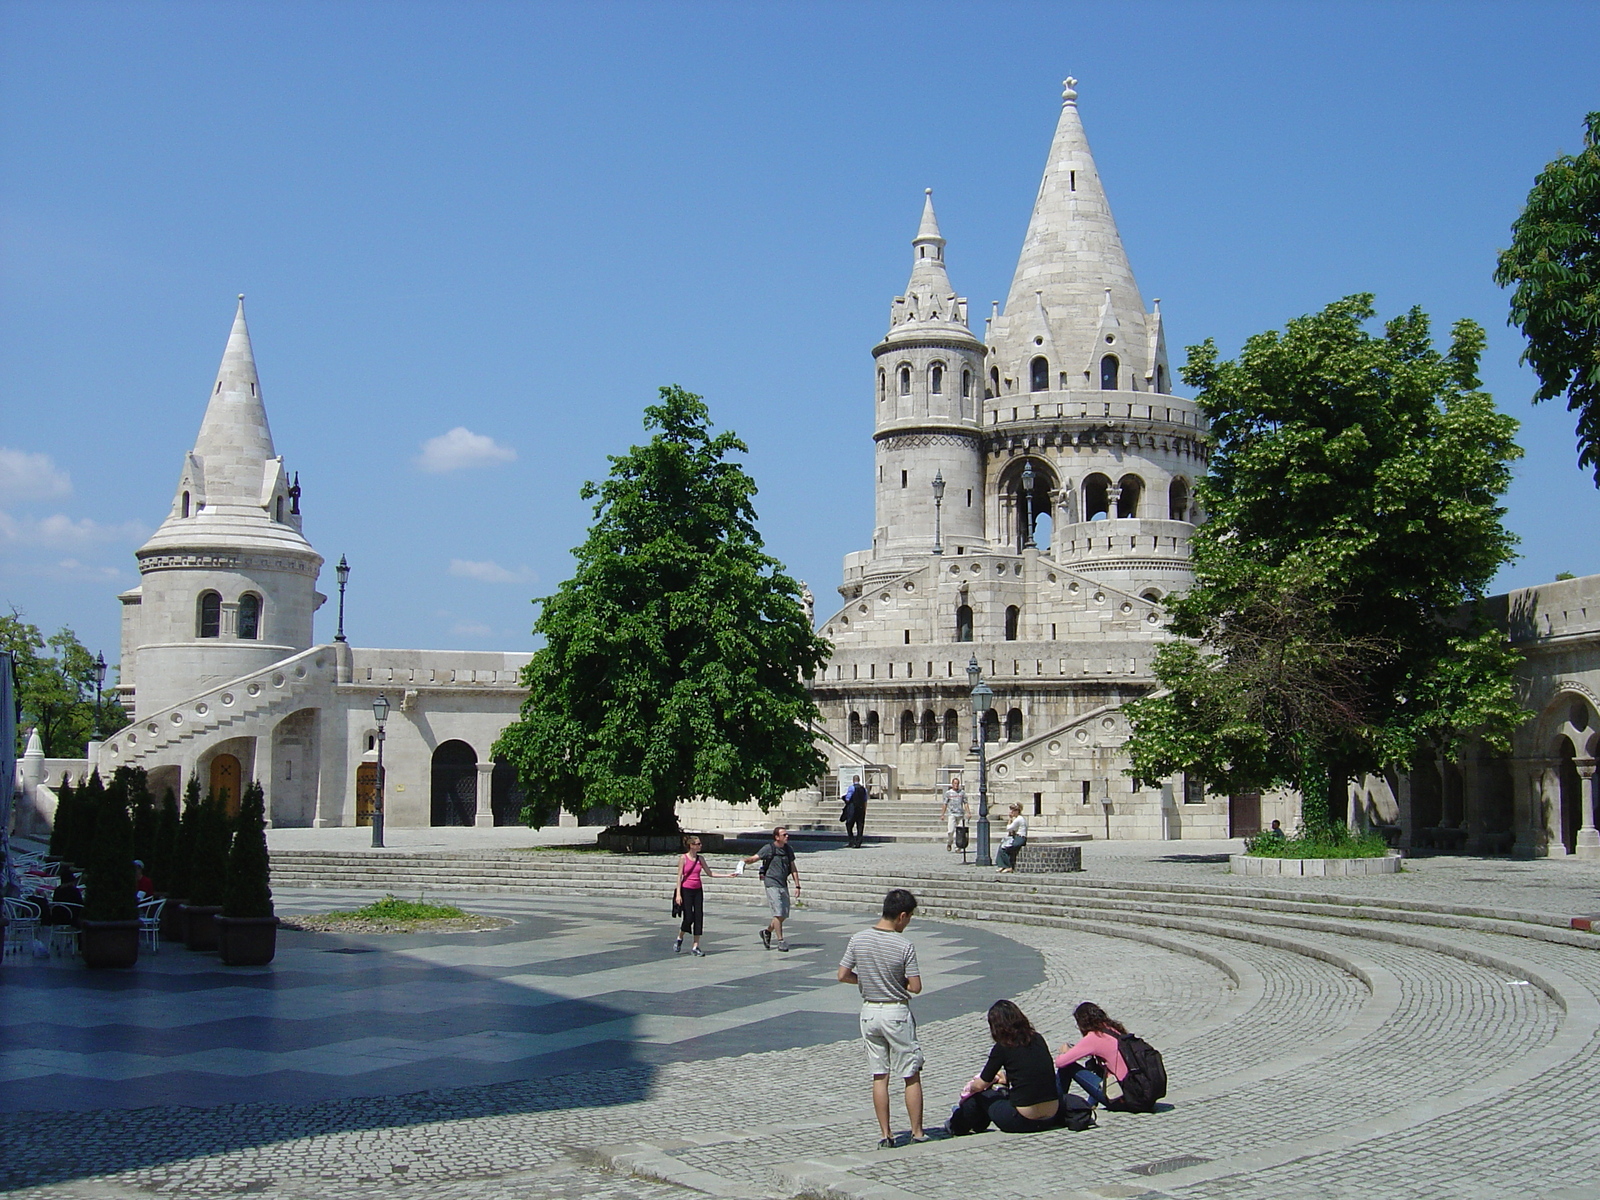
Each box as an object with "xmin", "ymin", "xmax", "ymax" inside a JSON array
[
  {"xmin": 1030, "ymin": 356, "xmax": 1049, "ymax": 392},
  {"xmin": 237, "ymin": 593, "xmax": 261, "ymax": 640},
  {"xmin": 899, "ymin": 366, "xmax": 911, "ymax": 396},
  {"xmin": 275, "ymin": 496, "xmax": 284, "ymax": 522},
  {"xmin": 1141, "ymin": 589, "xmax": 1162, "ymax": 603},
  {"xmin": 956, "ymin": 604, "xmax": 974, "ymax": 642},
  {"xmin": 197, "ymin": 591, "xmax": 221, "ymax": 639},
  {"xmin": 961, "ymin": 369, "xmax": 971, "ymax": 398},
  {"xmin": 920, "ymin": 709, "xmax": 937, "ymax": 743},
  {"xmin": 1100, "ymin": 354, "xmax": 1120, "ymax": 390},
  {"xmin": 866, "ymin": 711, "xmax": 881, "ymax": 743},
  {"xmin": 943, "ymin": 709, "xmax": 960, "ymax": 743},
  {"xmin": 1156, "ymin": 363, "xmax": 1168, "ymax": 394},
  {"xmin": 1169, "ymin": 477, "xmax": 1190, "ymax": 522},
  {"xmin": 1083, "ymin": 474, "xmax": 1111, "ymax": 520},
  {"xmin": 989, "ymin": 367, "xmax": 1000, "ymax": 398},
  {"xmin": 930, "ymin": 364, "xmax": 944, "ymax": 395},
  {"xmin": 1004, "ymin": 605, "xmax": 1020, "ymax": 641},
  {"xmin": 181, "ymin": 491, "xmax": 190, "ymax": 518},
  {"xmin": 982, "ymin": 710, "xmax": 1000, "ymax": 743},
  {"xmin": 1117, "ymin": 474, "xmax": 1144, "ymax": 519},
  {"xmin": 848, "ymin": 712, "xmax": 863, "ymax": 743},
  {"xmin": 1006, "ymin": 708, "xmax": 1023, "ymax": 742},
  {"xmin": 900, "ymin": 710, "xmax": 916, "ymax": 743},
  {"xmin": 878, "ymin": 369, "xmax": 886, "ymax": 400}
]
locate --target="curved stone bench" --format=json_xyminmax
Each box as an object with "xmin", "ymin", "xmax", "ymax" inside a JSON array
[
  {"xmin": 1230, "ymin": 852, "xmax": 1402, "ymax": 876},
  {"xmin": 1014, "ymin": 843, "xmax": 1083, "ymax": 873}
]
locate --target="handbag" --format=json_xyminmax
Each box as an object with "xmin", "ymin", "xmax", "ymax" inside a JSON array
[{"xmin": 671, "ymin": 854, "xmax": 690, "ymax": 918}]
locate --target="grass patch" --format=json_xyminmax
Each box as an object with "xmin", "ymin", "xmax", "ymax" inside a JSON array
[
  {"xmin": 516, "ymin": 843, "xmax": 610, "ymax": 853},
  {"xmin": 329, "ymin": 894, "xmax": 468, "ymax": 921},
  {"xmin": 1245, "ymin": 827, "xmax": 1391, "ymax": 859}
]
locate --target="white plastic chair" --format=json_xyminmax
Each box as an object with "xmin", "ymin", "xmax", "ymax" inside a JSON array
[
  {"xmin": 138, "ymin": 898, "xmax": 166, "ymax": 953},
  {"xmin": 48, "ymin": 902, "xmax": 83, "ymax": 957},
  {"xmin": 3, "ymin": 898, "xmax": 41, "ymax": 959}
]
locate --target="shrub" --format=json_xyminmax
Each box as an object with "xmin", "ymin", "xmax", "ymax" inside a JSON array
[
  {"xmin": 125, "ymin": 767, "xmax": 155, "ymax": 868},
  {"xmin": 168, "ymin": 777, "xmax": 202, "ymax": 899},
  {"xmin": 223, "ymin": 781, "xmax": 273, "ymax": 919},
  {"xmin": 149, "ymin": 787, "xmax": 179, "ymax": 894},
  {"xmin": 83, "ymin": 771, "xmax": 136, "ymax": 922},
  {"xmin": 1245, "ymin": 824, "xmax": 1390, "ymax": 859},
  {"xmin": 187, "ymin": 789, "xmax": 232, "ymax": 907},
  {"xmin": 47, "ymin": 776, "xmax": 75, "ymax": 861}
]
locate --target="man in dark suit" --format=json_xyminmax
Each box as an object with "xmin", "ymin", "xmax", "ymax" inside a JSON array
[{"xmin": 841, "ymin": 775, "xmax": 868, "ymax": 848}]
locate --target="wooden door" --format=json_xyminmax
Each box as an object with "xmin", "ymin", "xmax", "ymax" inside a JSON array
[
  {"xmin": 210, "ymin": 754, "xmax": 242, "ymax": 816},
  {"xmin": 356, "ymin": 763, "xmax": 378, "ymax": 827}
]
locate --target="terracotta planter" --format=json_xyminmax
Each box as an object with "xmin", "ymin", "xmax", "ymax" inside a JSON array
[
  {"xmin": 216, "ymin": 915, "xmax": 279, "ymax": 966},
  {"xmin": 80, "ymin": 919, "xmax": 140, "ymax": 969},
  {"xmin": 160, "ymin": 897, "xmax": 188, "ymax": 943},
  {"xmin": 182, "ymin": 904, "xmax": 223, "ymax": 951}
]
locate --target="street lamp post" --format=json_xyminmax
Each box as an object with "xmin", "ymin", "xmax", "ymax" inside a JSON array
[
  {"xmin": 1020, "ymin": 460, "xmax": 1036, "ymax": 550},
  {"xmin": 335, "ymin": 555, "xmax": 350, "ymax": 643},
  {"xmin": 371, "ymin": 692, "xmax": 389, "ymax": 848},
  {"xmin": 967, "ymin": 654, "xmax": 994, "ymax": 866},
  {"xmin": 92, "ymin": 652, "xmax": 107, "ymax": 739},
  {"xmin": 931, "ymin": 470, "xmax": 946, "ymax": 555}
]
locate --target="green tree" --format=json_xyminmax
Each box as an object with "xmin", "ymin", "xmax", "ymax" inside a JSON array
[
  {"xmin": 1125, "ymin": 296, "xmax": 1525, "ymax": 828},
  {"xmin": 187, "ymin": 789, "xmax": 232, "ymax": 907},
  {"xmin": 83, "ymin": 771, "xmax": 135, "ymax": 922},
  {"xmin": 0, "ymin": 611, "xmax": 127, "ymax": 755},
  {"xmin": 47, "ymin": 775, "xmax": 76, "ymax": 862},
  {"xmin": 223, "ymin": 781, "xmax": 274, "ymax": 918},
  {"xmin": 494, "ymin": 386, "xmax": 831, "ymax": 833},
  {"xmin": 1496, "ymin": 112, "xmax": 1600, "ymax": 485},
  {"xmin": 167, "ymin": 777, "xmax": 203, "ymax": 901},
  {"xmin": 122, "ymin": 767, "xmax": 156, "ymax": 868},
  {"xmin": 149, "ymin": 787, "xmax": 180, "ymax": 894}
]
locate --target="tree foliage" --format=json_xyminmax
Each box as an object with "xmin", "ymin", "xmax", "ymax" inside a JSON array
[
  {"xmin": 494, "ymin": 386, "xmax": 831, "ymax": 832},
  {"xmin": 167, "ymin": 776, "xmax": 203, "ymax": 900},
  {"xmin": 83, "ymin": 771, "xmax": 135, "ymax": 922},
  {"xmin": 187, "ymin": 788, "xmax": 233, "ymax": 907},
  {"xmin": 150, "ymin": 787, "xmax": 180, "ymax": 895},
  {"xmin": 1, "ymin": 611, "xmax": 127, "ymax": 755},
  {"xmin": 1125, "ymin": 296, "xmax": 1525, "ymax": 825},
  {"xmin": 1496, "ymin": 111, "xmax": 1600, "ymax": 485}
]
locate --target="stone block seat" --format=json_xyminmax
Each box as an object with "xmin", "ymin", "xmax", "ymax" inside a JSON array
[{"xmin": 1013, "ymin": 842, "xmax": 1083, "ymax": 873}]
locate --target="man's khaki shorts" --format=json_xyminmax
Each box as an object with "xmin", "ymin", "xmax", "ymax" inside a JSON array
[{"xmin": 860, "ymin": 1002, "xmax": 923, "ymax": 1079}]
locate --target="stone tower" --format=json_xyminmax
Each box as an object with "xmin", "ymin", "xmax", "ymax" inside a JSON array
[
  {"xmin": 120, "ymin": 298, "xmax": 324, "ymax": 718},
  {"xmin": 868, "ymin": 190, "xmax": 988, "ymax": 565}
]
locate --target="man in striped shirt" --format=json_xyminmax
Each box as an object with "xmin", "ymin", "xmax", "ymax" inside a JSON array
[{"xmin": 838, "ymin": 888, "xmax": 926, "ymax": 1148}]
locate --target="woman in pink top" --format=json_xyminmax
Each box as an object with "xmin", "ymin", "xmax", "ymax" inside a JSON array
[
  {"xmin": 674, "ymin": 835, "xmax": 733, "ymax": 957},
  {"xmin": 1054, "ymin": 1002, "xmax": 1128, "ymax": 1107}
]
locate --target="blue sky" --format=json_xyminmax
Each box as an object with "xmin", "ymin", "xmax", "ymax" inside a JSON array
[{"xmin": 3, "ymin": 1, "xmax": 1597, "ymax": 668}]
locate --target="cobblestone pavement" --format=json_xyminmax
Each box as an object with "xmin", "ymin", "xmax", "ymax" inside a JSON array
[{"xmin": 5, "ymin": 849, "xmax": 1599, "ymax": 1200}]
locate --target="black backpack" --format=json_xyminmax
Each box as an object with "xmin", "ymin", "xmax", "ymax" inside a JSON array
[{"xmin": 1110, "ymin": 1033, "xmax": 1167, "ymax": 1112}]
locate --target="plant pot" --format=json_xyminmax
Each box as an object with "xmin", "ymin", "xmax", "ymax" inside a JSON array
[
  {"xmin": 216, "ymin": 915, "xmax": 279, "ymax": 966},
  {"xmin": 160, "ymin": 898, "xmax": 188, "ymax": 943},
  {"xmin": 182, "ymin": 904, "xmax": 223, "ymax": 951},
  {"xmin": 80, "ymin": 919, "xmax": 140, "ymax": 969}
]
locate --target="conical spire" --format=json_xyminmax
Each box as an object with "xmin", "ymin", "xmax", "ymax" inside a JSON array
[
  {"xmin": 191, "ymin": 296, "xmax": 276, "ymax": 494},
  {"xmin": 991, "ymin": 78, "xmax": 1158, "ymax": 391},
  {"xmin": 885, "ymin": 189, "xmax": 974, "ymax": 339}
]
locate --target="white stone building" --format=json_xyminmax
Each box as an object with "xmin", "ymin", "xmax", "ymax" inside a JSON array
[{"xmin": 47, "ymin": 300, "xmax": 537, "ymax": 830}]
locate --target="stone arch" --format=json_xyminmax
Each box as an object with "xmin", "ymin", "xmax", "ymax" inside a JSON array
[
  {"xmin": 898, "ymin": 363, "xmax": 912, "ymax": 396},
  {"xmin": 929, "ymin": 361, "xmax": 945, "ymax": 396},
  {"xmin": 955, "ymin": 604, "xmax": 973, "ymax": 642},
  {"xmin": 238, "ymin": 592, "xmax": 262, "ymax": 641},
  {"xmin": 431, "ymin": 740, "xmax": 478, "ymax": 827},
  {"xmin": 997, "ymin": 456, "xmax": 1059, "ymax": 551},
  {"xmin": 1117, "ymin": 474, "xmax": 1144, "ymax": 519},
  {"xmin": 981, "ymin": 710, "xmax": 1000, "ymax": 744},
  {"xmin": 920, "ymin": 709, "xmax": 937, "ymax": 743},
  {"xmin": 210, "ymin": 753, "xmax": 242, "ymax": 816},
  {"xmin": 1004, "ymin": 605, "xmax": 1020, "ymax": 641},
  {"xmin": 943, "ymin": 709, "xmax": 960, "ymax": 743},
  {"xmin": 900, "ymin": 710, "xmax": 917, "ymax": 743},
  {"xmin": 197, "ymin": 591, "xmax": 222, "ymax": 639},
  {"xmin": 1169, "ymin": 477, "xmax": 1190, "ymax": 522},
  {"xmin": 1005, "ymin": 708, "xmax": 1023, "ymax": 741},
  {"xmin": 865, "ymin": 711, "xmax": 881, "ymax": 744},
  {"xmin": 1100, "ymin": 353, "xmax": 1120, "ymax": 390},
  {"xmin": 491, "ymin": 758, "xmax": 525, "ymax": 826},
  {"xmin": 1082, "ymin": 473, "xmax": 1112, "ymax": 521},
  {"xmin": 848, "ymin": 712, "xmax": 863, "ymax": 743},
  {"xmin": 1030, "ymin": 356, "xmax": 1049, "ymax": 392}
]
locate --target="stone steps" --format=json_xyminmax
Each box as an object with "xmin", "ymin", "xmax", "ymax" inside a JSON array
[{"xmin": 267, "ymin": 850, "xmax": 1596, "ymax": 946}]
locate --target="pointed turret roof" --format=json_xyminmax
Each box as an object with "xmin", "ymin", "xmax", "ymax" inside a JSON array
[
  {"xmin": 881, "ymin": 190, "xmax": 981, "ymax": 348},
  {"xmin": 990, "ymin": 78, "xmax": 1163, "ymax": 391},
  {"xmin": 137, "ymin": 298, "xmax": 318, "ymax": 561}
]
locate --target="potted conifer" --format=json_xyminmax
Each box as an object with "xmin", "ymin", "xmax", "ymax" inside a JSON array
[
  {"xmin": 182, "ymin": 788, "xmax": 230, "ymax": 951},
  {"xmin": 217, "ymin": 782, "xmax": 278, "ymax": 965},
  {"xmin": 47, "ymin": 775, "xmax": 76, "ymax": 863},
  {"xmin": 150, "ymin": 786, "xmax": 179, "ymax": 894},
  {"xmin": 164, "ymin": 778, "xmax": 201, "ymax": 943},
  {"xmin": 80, "ymin": 771, "xmax": 139, "ymax": 968}
]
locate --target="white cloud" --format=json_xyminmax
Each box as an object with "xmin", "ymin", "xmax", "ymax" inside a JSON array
[
  {"xmin": 449, "ymin": 558, "xmax": 534, "ymax": 584},
  {"xmin": 416, "ymin": 427, "xmax": 516, "ymax": 473},
  {"xmin": 451, "ymin": 620, "xmax": 494, "ymax": 637},
  {"xmin": 2, "ymin": 558, "xmax": 126, "ymax": 583},
  {"xmin": 0, "ymin": 448, "xmax": 72, "ymax": 500},
  {"xmin": 0, "ymin": 511, "xmax": 148, "ymax": 548}
]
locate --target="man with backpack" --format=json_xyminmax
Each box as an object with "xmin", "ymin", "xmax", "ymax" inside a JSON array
[
  {"xmin": 742, "ymin": 825, "xmax": 801, "ymax": 951},
  {"xmin": 841, "ymin": 775, "xmax": 868, "ymax": 848}
]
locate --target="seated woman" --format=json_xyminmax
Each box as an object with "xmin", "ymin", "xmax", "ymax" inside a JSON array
[
  {"xmin": 1055, "ymin": 1001, "xmax": 1129, "ymax": 1106},
  {"xmin": 995, "ymin": 803, "xmax": 1027, "ymax": 872},
  {"xmin": 946, "ymin": 1000, "xmax": 1063, "ymax": 1134}
]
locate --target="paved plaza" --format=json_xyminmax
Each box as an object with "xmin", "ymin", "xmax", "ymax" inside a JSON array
[{"xmin": 3, "ymin": 836, "xmax": 1599, "ymax": 1200}]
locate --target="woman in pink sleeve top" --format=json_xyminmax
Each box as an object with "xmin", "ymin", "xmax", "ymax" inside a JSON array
[{"xmin": 1054, "ymin": 1002, "xmax": 1128, "ymax": 1107}]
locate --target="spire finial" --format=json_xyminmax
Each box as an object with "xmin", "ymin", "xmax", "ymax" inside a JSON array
[
  {"xmin": 925, "ymin": 187, "xmax": 933, "ymax": 195},
  {"xmin": 1062, "ymin": 77, "xmax": 1078, "ymax": 104}
]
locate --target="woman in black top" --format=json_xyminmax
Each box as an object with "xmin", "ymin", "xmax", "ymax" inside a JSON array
[{"xmin": 946, "ymin": 1000, "xmax": 1064, "ymax": 1134}]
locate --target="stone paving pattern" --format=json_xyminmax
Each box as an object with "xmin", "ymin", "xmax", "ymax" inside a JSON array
[{"xmin": 3, "ymin": 836, "xmax": 1598, "ymax": 1200}]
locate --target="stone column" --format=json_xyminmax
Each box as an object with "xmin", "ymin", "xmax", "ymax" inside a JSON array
[
  {"xmin": 1393, "ymin": 771, "xmax": 1415, "ymax": 852},
  {"xmin": 1511, "ymin": 762, "xmax": 1545, "ymax": 858},
  {"xmin": 475, "ymin": 761, "xmax": 496, "ymax": 828},
  {"xmin": 1538, "ymin": 766, "xmax": 1568, "ymax": 856},
  {"xmin": 1577, "ymin": 760, "xmax": 1599, "ymax": 860},
  {"xmin": 1462, "ymin": 744, "xmax": 1494, "ymax": 853}
]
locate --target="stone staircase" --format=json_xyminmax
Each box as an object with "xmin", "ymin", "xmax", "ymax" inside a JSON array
[
  {"xmin": 102, "ymin": 644, "xmax": 339, "ymax": 772},
  {"xmin": 267, "ymin": 849, "xmax": 1599, "ymax": 946}
]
